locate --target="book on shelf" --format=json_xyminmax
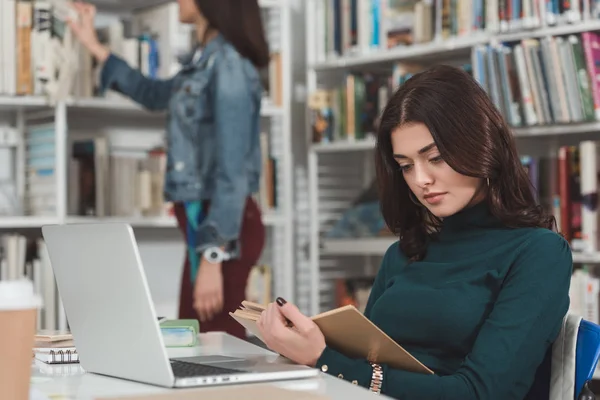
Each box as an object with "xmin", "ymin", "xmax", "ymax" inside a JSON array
[
  {"xmin": 229, "ymin": 300, "xmax": 433, "ymax": 374},
  {"xmin": 0, "ymin": 237, "xmax": 66, "ymax": 332},
  {"xmin": 66, "ymin": 131, "xmax": 277, "ymax": 219},
  {"xmin": 570, "ymin": 268, "xmax": 600, "ymax": 325},
  {"xmin": 313, "ymin": 0, "xmax": 600, "ymax": 63},
  {"xmin": 0, "ymin": 0, "xmax": 168, "ymax": 101},
  {"xmin": 1, "ymin": 0, "xmax": 283, "ymax": 108},
  {"xmin": 335, "ymin": 277, "xmax": 374, "ymax": 314},
  {"xmin": 68, "ymin": 138, "xmax": 169, "ymax": 219},
  {"xmin": 310, "ymin": 10, "xmax": 600, "ymax": 143},
  {"xmin": 308, "ymin": 63, "xmax": 468, "ymax": 144},
  {"xmin": 256, "ymin": 131, "xmax": 277, "ymax": 211},
  {"xmin": 25, "ymin": 124, "xmax": 57, "ymax": 217},
  {"xmin": 472, "ymin": 31, "xmax": 600, "ymax": 127},
  {"xmin": 308, "ymin": 73, "xmax": 385, "ymax": 144},
  {"xmin": 246, "ymin": 264, "xmax": 273, "ymax": 306}
]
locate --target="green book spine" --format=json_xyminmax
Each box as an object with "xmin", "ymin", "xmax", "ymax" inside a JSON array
[{"xmin": 570, "ymin": 35, "xmax": 595, "ymax": 121}]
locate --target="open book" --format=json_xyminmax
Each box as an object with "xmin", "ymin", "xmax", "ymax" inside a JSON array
[{"xmin": 229, "ymin": 301, "xmax": 433, "ymax": 375}]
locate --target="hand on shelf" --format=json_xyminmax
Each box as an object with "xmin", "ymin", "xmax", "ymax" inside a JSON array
[{"xmin": 66, "ymin": 2, "xmax": 109, "ymax": 63}]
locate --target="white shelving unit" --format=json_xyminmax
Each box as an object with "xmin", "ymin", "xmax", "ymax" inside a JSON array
[
  {"xmin": 0, "ymin": 96, "xmax": 288, "ymax": 224},
  {"xmin": 304, "ymin": 1, "xmax": 600, "ymax": 318},
  {"xmin": 0, "ymin": 0, "xmax": 296, "ymax": 321}
]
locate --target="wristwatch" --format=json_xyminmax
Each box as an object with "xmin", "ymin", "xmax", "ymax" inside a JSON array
[{"xmin": 203, "ymin": 246, "xmax": 231, "ymax": 264}]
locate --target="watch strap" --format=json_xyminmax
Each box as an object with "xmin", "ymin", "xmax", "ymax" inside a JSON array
[{"xmin": 369, "ymin": 362, "xmax": 383, "ymax": 394}]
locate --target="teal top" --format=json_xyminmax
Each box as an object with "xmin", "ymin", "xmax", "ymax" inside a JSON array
[{"xmin": 316, "ymin": 201, "xmax": 573, "ymax": 399}]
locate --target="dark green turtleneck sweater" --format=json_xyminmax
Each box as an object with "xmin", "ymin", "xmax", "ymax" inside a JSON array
[{"xmin": 315, "ymin": 202, "xmax": 572, "ymax": 399}]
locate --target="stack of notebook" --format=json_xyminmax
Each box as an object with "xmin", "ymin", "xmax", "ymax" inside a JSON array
[
  {"xmin": 33, "ymin": 330, "xmax": 78, "ymax": 364},
  {"xmin": 31, "ymin": 319, "xmax": 199, "ymax": 365},
  {"xmin": 230, "ymin": 300, "xmax": 433, "ymax": 374}
]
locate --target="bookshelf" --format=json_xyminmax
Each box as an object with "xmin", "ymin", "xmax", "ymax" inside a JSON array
[
  {"xmin": 0, "ymin": 0, "xmax": 295, "ymax": 331},
  {"xmin": 304, "ymin": 0, "xmax": 600, "ymax": 335}
]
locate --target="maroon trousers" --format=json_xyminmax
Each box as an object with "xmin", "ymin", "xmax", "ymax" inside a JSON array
[{"xmin": 174, "ymin": 197, "xmax": 265, "ymax": 339}]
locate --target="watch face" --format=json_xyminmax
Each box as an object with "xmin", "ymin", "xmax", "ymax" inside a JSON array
[{"xmin": 205, "ymin": 247, "xmax": 223, "ymax": 263}]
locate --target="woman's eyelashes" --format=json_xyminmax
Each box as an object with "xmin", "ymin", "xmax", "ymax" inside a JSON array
[{"xmin": 398, "ymin": 155, "xmax": 443, "ymax": 172}]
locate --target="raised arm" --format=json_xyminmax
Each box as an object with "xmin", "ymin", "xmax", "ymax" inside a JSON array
[
  {"xmin": 67, "ymin": 2, "xmax": 173, "ymax": 111},
  {"xmin": 315, "ymin": 231, "xmax": 572, "ymax": 399}
]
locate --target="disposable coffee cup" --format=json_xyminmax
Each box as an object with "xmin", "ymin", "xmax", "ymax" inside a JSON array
[{"xmin": 0, "ymin": 279, "xmax": 43, "ymax": 400}]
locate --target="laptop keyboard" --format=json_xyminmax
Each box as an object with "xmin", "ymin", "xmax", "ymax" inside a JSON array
[{"xmin": 170, "ymin": 360, "xmax": 251, "ymax": 378}]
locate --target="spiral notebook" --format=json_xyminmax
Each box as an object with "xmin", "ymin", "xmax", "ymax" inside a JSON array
[{"xmin": 33, "ymin": 347, "xmax": 79, "ymax": 364}]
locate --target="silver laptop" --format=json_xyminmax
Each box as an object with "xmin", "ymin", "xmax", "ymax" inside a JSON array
[{"xmin": 41, "ymin": 223, "xmax": 318, "ymax": 388}]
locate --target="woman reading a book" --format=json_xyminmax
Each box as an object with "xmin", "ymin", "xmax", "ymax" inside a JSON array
[
  {"xmin": 257, "ymin": 65, "xmax": 573, "ymax": 399},
  {"xmin": 67, "ymin": 0, "xmax": 269, "ymax": 339}
]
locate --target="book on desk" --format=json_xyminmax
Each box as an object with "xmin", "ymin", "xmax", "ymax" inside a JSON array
[
  {"xmin": 34, "ymin": 347, "xmax": 79, "ymax": 364},
  {"xmin": 33, "ymin": 330, "xmax": 79, "ymax": 364},
  {"xmin": 230, "ymin": 300, "xmax": 433, "ymax": 374},
  {"xmin": 32, "ymin": 319, "xmax": 200, "ymax": 365}
]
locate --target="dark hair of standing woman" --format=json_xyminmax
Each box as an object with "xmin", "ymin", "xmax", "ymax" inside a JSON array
[{"xmin": 194, "ymin": 0, "xmax": 270, "ymax": 68}]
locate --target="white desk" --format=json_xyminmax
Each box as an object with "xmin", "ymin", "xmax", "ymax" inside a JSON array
[{"xmin": 30, "ymin": 332, "xmax": 389, "ymax": 400}]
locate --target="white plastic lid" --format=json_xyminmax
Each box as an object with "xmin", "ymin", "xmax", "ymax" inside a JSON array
[{"xmin": 0, "ymin": 279, "xmax": 43, "ymax": 310}]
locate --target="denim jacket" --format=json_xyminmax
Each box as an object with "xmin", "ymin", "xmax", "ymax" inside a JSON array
[{"xmin": 100, "ymin": 34, "xmax": 263, "ymax": 254}]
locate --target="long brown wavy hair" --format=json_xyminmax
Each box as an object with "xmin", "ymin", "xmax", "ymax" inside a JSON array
[{"xmin": 374, "ymin": 65, "xmax": 557, "ymax": 261}]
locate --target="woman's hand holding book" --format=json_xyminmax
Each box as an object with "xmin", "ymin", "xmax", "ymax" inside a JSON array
[{"xmin": 256, "ymin": 297, "xmax": 326, "ymax": 367}]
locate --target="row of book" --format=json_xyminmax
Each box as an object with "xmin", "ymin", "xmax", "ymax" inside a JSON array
[
  {"xmin": 0, "ymin": 0, "xmax": 284, "ymax": 107},
  {"xmin": 520, "ymin": 141, "xmax": 600, "ymax": 255},
  {"xmin": 310, "ymin": 29, "xmax": 600, "ymax": 144},
  {"xmin": 571, "ymin": 268, "xmax": 600, "ymax": 326},
  {"xmin": 0, "ymin": 234, "xmax": 66, "ymax": 331},
  {"xmin": 0, "ymin": 0, "xmax": 55, "ymax": 97},
  {"xmin": 336, "ymin": 276, "xmax": 374, "ymax": 313},
  {"xmin": 308, "ymin": 63, "xmax": 472, "ymax": 143},
  {"xmin": 67, "ymin": 137, "xmax": 168, "ymax": 218},
  {"xmin": 309, "ymin": 73, "xmax": 386, "ymax": 143},
  {"xmin": 473, "ymin": 31, "xmax": 600, "ymax": 127},
  {"xmin": 64, "ymin": 132, "xmax": 277, "ymax": 219},
  {"xmin": 22, "ymin": 127, "xmax": 170, "ymax": 219},
  {"xmin": 0, "ymin": 0, "xmax": 167, "ymax": 100},
  {"xmin": 17, "ymin": 113, "xmax": 278, "ymax": 218},
  {"xmin": 26, "ymin": 124, "xmax": 57, "ymax": 216},
  {"xmin": 313, "ymin": 0, "xmax": 600, "ymax": 61}
]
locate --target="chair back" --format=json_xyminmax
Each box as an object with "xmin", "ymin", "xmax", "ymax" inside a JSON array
[{"xmin": 550, "ymin": 313, "xmax": 600, "ymax": 400}]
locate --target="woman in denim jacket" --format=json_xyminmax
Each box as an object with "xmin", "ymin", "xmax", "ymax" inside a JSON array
[{"xmin": 68, "ymin": 0, "xmax": 269, "ymax": 338}]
